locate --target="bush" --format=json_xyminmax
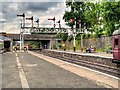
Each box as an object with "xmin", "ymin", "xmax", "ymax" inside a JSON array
[
  {"xmin": 83, "ymin": 33, "xmax": 91, "ymax": 39},
  {"xmin": 57, "ymin": 44, "xmax": 62, "ymax": 49},
  {"xmin": 67, "ymin": 35, "xmax": 73, "ymax": 42},
  {"xmin": 96, "ymin": 48, "xmax": 106, "ymax": 52},
  {"xmin": 53, "ymin": 45, "xmax": 57, "ymax": 49},
  {"xmin": 106, "ymin": 46, "xmax": 112, "ymax": 50}
]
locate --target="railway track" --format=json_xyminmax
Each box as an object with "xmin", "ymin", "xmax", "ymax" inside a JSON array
[{"xmin": 31, "ymin": 49, "xmax": 120, "ymax": 78}]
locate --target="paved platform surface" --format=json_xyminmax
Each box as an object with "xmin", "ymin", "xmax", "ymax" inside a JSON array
[
  {"xmin": 48, "ymin": 49, "xmax": 113, "ymax": 58},
  {"xmin": 2, "ymin": 52, "xmax": 112, "ymax": 88},
  {"xmin": 29, "ymin": 51, "xmax": 119, "ymax": 89},
  {"xmin": 81, "ymin": 52, "xmax": 112, "ymax": 58}
]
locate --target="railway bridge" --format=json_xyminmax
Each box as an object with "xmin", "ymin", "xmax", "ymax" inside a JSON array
[
  {"xmin": 5, "ymin": 27, "xmax": 82, "ymax": 49},
  {"xmin": 7, "ymin": 33, "xmax": 59, "ymax": 49}
]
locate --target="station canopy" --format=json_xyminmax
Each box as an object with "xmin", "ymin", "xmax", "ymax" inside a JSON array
[
  {"xmin": 112, "ymin": 28, "xmax": 120, "ymax": 35},
  {"xmin": 0, "ymin": 36, "xmax": 12, "ymax": 42}
]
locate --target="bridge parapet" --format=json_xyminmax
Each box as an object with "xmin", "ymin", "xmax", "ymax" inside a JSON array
[
  {"xmin": 23, "ymin": 27, "xmax": 71, "ymax": 33},
  {"xmin": 22, "ymin": 27, "xmax": 82, "ymax": 34},
  {"xmin": 8, "ymin": 34, "xmax": 59, "ymax": 41}
]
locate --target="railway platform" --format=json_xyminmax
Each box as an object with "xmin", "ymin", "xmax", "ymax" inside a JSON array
[
  {"xmin": 28, "ymin": 51, "xmax": 119, "ymax": 88},
  {"xmin": 2, "ymin": 51, "xmax": 116, "ymax": 89},
  {"xmin": 2, "ymin": 50, "xmax": 120, "ymax": 89},
  {"xmin": 53, "ymin": 50, "xmax": 113, "ymax": 58}
]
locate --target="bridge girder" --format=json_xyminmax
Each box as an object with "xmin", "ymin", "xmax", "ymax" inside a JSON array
[
  {"xmin": 22, "ymin": 27, "xmax": 82, "ymax": 34},
  {"xmin": 8, "ymin": 34, "xmax": 61, "ymax": 41}
]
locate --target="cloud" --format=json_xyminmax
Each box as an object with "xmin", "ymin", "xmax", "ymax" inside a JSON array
[
  {"xmin": 0, "ymin": 18, "xmax": 7, "ymax": 23},
  {"xmin": 2, "ymin": 2, "xmax": 62, "ymax": 21},
  {"xmin": 2, "ymin": 2, "xmax": 19, "ymax": 21},
  {"xmin": 2, "ymin": 0, "xmax": 64, "ymax": 2},
  {"xmin": 20, "ymin": 2, "xmax": 59, "ymax": 12},
  {"xmin": 1, "ymin": 1, "xmax": 68, "ymax": 33}
]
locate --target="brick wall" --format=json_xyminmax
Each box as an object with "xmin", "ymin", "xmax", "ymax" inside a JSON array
[
  {"xmin": 83, "ymin": 36, "xmax": 112, "ymax": 49},
  {"xmin": 62, "ymin": 36, "xmax": 112, "ymax": 50}
]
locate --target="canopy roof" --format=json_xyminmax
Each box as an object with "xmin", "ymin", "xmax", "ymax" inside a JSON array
[
  {"xmin": 112, "ymin": 28, "xmax": 120, "ymax": 35},
  {"xmin": 0, "ymin": 36, "xmax": 12, "ymax": 41}
]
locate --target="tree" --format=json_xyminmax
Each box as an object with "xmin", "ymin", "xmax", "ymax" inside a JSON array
[
  {"xmin": 100, "ymin": 1, "xmax": 120, "ymax": 36},
  {"xmin": 63, "ymin": 1, "xmax": 99, "ymax": 36},
  {"xmin": 63, "ymin": 1, "xmax": 87, "ymax": 30},
  {"xmin": 56, "ymin": 33, "xmax": 68, "ymax": 42},
  {"xmin": 63, "ymin": 0, "xmax": 120, "ymax": 37}
]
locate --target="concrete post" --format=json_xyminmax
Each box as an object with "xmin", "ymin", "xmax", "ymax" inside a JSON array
[{"xmin": 73, "ymin": 35, "xmax": 76, "ymax": 52}]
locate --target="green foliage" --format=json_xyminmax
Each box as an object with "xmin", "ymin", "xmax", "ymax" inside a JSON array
[
  {"xmin": 67, "ymin": 35, "xmax": 73, "ymax": 42},
  {"xmin": 96, "ymin": 48, "xmax": 106, "ymax": 52},
  {"xmin": 57, "ymin": 44, "xmax": 62, "ymax": 49},
  {"xmin": 57, "ymin": 0, "xmax": 120, "ymax": 50},
  {"xmin": 25, "ymin": 41, "xmax": 39, "ymax": 48},
  {"xmin": 83, "ymin": 33, "xmax": 91, "ymax": 39},
  {"xmin": 100, "ymin": 1, "xmax": 120, "ymax": 36},
  {"xmin": 56, "ymin": 33, "xmax": 68, "ymax": 42},
  {"xmin": 53, "ymin": 45, "xmax": 57, "ymax": 49},
  {"xmin": 63, "ymin": 11, "xmax": 75, "ymax": 28},
  {"xmin": 61, "ymin": 33, "xmax": 68, "ymax": 42},
  {"xmin": 63, "ymin": 1, "xmax": 120, "ymax": 37},
  {"xmin": 106, "ymin": 45, "xmax": 112, "ymax": 50},
  {"xmin": 55, "ymin": 33, "xmax": 61, "ymax": 38},
  {"xmin": 76, "ymin": 33, "xmax": 81, "ymax": 40}
]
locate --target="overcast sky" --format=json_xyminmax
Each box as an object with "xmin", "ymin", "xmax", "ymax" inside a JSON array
[
  {"xmin": 0, "ymin": 0, "xmax": 69, "ymax": 33},
  {"xmin": 1, "ymin": 0, "xmax": 118, "ymax": 33}
]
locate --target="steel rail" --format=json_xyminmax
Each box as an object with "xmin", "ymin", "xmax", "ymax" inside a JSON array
[{"xmin": 31, "ymin": 50, "xmax": 120, "ymax": 78}]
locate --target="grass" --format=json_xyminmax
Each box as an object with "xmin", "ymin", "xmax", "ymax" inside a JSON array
[{"xmin": 96, "ymin": 48, "xmax": 106, "ymax": 52}]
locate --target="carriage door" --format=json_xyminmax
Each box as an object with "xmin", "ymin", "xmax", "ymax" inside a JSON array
[
  {"xmin": 119, "ymin": 37, "xmax": 120, "ymax": 60},
  {"xmin": 113, "ymin": 37, "xmax": 119, "ymax": 60}
]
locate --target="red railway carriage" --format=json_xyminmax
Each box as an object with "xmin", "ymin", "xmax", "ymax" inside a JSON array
[{"xmin": 112, "ymin": 28, "xmax": 120, "ymax": 62}]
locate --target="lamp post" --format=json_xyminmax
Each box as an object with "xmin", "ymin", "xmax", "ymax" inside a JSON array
[
  {"xmin": 70, "ymin": 18, "xmax": 76, "ymax": 52},
  {"xmin": 17, "ymin": 13, "xmax": 25, "ymax": 51},
  {"xmin": 73, "ymin": 32, "xmax": 76, "ymax": 52},
  {"xmin": 20, "ymin": 20, "xmax": 22, "ymax": 51},
  {"xmin": 73, "ymin": 21, "xmax": 76, "ymax": 52},
  {"xmin": 77, "ymin": 20, "xmax": 83, "ymax": 51}
]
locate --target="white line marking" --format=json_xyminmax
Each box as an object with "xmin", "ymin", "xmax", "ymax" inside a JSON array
[
  {"xmin": 62, "ymin": 61, "xmax": 120, "ymax": 80},
  {"xmin": 16, "ymin": 53, "xmax": 29, "ymax": 88},
  {"xmin": 15, "ymin": 53, "xmax": 18, "ymax": 57},
  {"xmin": 30, "ymin": 51, "xmax": 119, "ymax": 80},
  {"xmin": 25, "ymin": 64, "xmax": 37, "ymax": 67},
  {"xmin": 29, "ymin": 51, "xmax": 119, "ymax": 88},
  {"xmin": 47, "ymin": 54, "xmax": 119, "ymax": 80},
  {"xmin": 53, "ymin": 57, "xmax": 120, "ymax": 80}
]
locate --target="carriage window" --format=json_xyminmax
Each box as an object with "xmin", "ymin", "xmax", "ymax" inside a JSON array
[{"xmin": 114, "ymin": 39, "xmax": 118, "ymax": 48}]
